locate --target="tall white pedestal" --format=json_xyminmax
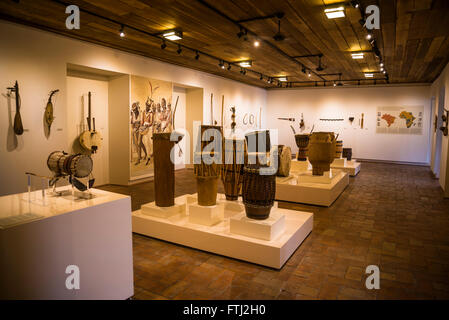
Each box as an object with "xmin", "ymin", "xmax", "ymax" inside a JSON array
[{"xmin": 0, "ymin": 188, "xmax": 134, "ymax": 300}]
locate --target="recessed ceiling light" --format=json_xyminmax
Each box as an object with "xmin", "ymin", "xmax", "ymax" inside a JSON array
[
  {"xmin": 119, "ymin": 25, "xmax": 125, "ymax": 38},
  {"xmin": 366, "ymin": 33, "xmax": 373, "ymax": 40},
  {"xmin": 254, "ymin": 40, "xmax": 260, "ymax": 47},
  {"xmin": 352, "ymin": 52, "xmax": 364, "ymax": 59},
  {"xmin": 380, "ymin": 62, "xmax": 384, "ymax": 67},
  {"xmin": 278, "ymin": 77, "xmax": 287, "ymax": 82},
  {"xmin": 238, "ymin": 61, "xmax": 252, "ymax": 68},
  {"xmin": 365, "ymin": 73, "xmax": 374, "ymax": 78},
  {"xmin": 308, "ymin": 71, "xmax": 311, "ymax": 77},
  {"xmin": 325, "ymin": 7, "xmax": 345, "ymax": 19},
  {"xmin": 163, "ymin": 30, "xmax": 183, "ymax": 41},
  {"xmin": 380, "ymin": 67, "xmax": 384, "ymax": 72}
]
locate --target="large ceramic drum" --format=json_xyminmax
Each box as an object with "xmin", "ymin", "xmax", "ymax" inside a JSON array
[
  {"xmin": 308, "ymin": 132, "xmax": 336, "ymax": 176},
  {"xmin": 242, "ymin": 164, "xmax": 276, "ymax": 220},
  {"xmin": 47, "ymin": 151, "xmax": 93, "ymax": 178}
]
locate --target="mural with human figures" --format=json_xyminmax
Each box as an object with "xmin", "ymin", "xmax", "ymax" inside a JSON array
[{"xmin": 130, "ymin": 75, "xmax": 173, "ymax": 178}]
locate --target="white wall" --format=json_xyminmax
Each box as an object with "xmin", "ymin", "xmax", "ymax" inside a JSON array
[
  {"xmin": 267, "ymin": 86, "xmax": 431, "ymax": 164},
  {"xmin": 0, "ymin": 21, "xmax": 266, "ymax": 196},
  {"xmin": 431, "ymin": 62, "xmax": 449, "ymax": 195}
]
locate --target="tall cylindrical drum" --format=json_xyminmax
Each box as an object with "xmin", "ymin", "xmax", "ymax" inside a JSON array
[
  {"xmin": 342, "ymin": 148, "xmax": 352, "ymax": 161},
  {"xmin": 335, "ymin": 140, "xmax": 343, "ymax": 158},
  {"xmin": 194, "ymin": 151, "xmax": 221, "ymax": 206},
  {"xmin": 245, "ymin": 130, "xmax": 271, "ymax": 165},
  {"xmin": 242, "ymin": 164, "xmax": 276, "ymax": 220},
  {"xmin": 152, "ymin": 133, "xmax": 176, "ymax": 207},
  {"xmin": 221, "ymin": 138, "xmax": 246, "ymax": 201},
  {"xmin": 308, "ymin": 132, "xmax": 336, "ymax": 176},
  {"xmin": 295, "ymin": 134, "xmax": 310, "ymax": 161},
  {"xmin": 197, "ymin": 125, "xmax": 223, "ymax": 153}
]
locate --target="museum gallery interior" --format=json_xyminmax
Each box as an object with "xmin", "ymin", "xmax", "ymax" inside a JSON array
[{"xmin": 1, "ymin": 0, "xmax": 449, "ymax": 301}]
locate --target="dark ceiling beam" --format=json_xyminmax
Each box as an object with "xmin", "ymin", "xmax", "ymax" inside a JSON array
[
  {"xmin": 237, "ymin": 12, "xmax": 284, "ymax": 23},
  {"xmin": 292, "ymin": 53, "xmax": 323, "ymax": 59},
  {"xmin": 195, "ymin": 0, "xmax": 326, "ymax": 81}
]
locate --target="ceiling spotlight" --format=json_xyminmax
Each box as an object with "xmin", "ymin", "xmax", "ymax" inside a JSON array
[
  {"xmin": 161, "ymin": 40, "xmax": 167, "ymax": 50},
  {"xmin": 278, "ymin": 76, "xmax": 287, "ymax": 82},
  {"xmin": 380, "ymin": 67, "xmax": 384, "ymax": 72},
  {"xmin": 333, "ymin": 81, "xmax": 337, "ymax": 87},
  {"xmin": 350, "ymin": 0, "xmax": 360, "ymax": 8},
  {"xmin": 366, "ymin": 33, "xmax": 373, "ymax": 40},
  {"xmin": 380, "ymin": 62, "xmax": 384, "ymax": 67},
  {"xmin": 308, "ymin": 71, "xmax": 311, "ymax": 77},
  {"xmin": 273, "ymin": 19, "xmax": 285, "ymax": 41},
  {"xmin": 301, "ymin": 66, "xmax": 306, "ymax": 74},
  {"xmin": 364, "ymin": 73, "xmax": 374, "ymax": 78},
  {"xmin": 237, "ymin": 27, "xmax": 248, "ymax": 40},
  {"xmin": 238, "ymin": 60, "xmax": 252, "ymax": 68},
  {"xmin": 240, "ymin": 68, "xmax": 246, "ymax": 75},
  {"xmin": 254, "ymin": 40, "xmax": 260, "ymax": 47},
  {"xmin": 195, "ymin": 51, "xmax": 200, "ymax": 60},
  {"xmin": 351, "ymin": 52, "xmax": 364, "ymax": 59},
  {"xmin": 227, "ymin": 64, "xmax": 232, "ymax": 71},
  {"xmin": 119, "ymin": 25, "xmax": 125, "ymax": 38},
  {"xmin": 267, "ymin": 78, "xmax": 272, "ymax": 84},
  {"xmin": 218, "ymin": 60, "xmax": 225, "ymax": 69},
  {"xmin": 260, "ymin": 74, "xmax": 263, "ymax": 80},
  {"xmin": 316, "ymin": 54, "xmax": 324, "ymax": 71},
  {"xmin": 177, "ymin": 45, "xmax": 182, "ymax": 54},
  {"xmin": 325, "ymin": 7, "xmax": 345, "ymax": 19},
  {"xmin": 163, "ymin": 30, "xmax": 183, "ymax": 41},
  {"xmin": 382, "ymin": 70, "xmax": 387, "ymax": 74},
  {"xmin": 359, "ymin": 17, "xmax": 366, "ymax": 26}
]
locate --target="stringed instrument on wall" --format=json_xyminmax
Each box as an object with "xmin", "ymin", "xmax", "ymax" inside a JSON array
[
  {"xmin": 79, "ymin": 91, "xmax": 102, "ymax": 153},
  {"xmin": 45, "ymin": 89, "xmax": 59, "ymax": 131},
  {"xmin": 7, "ymin": 81, "xmax": 23, "ymax": 135}
]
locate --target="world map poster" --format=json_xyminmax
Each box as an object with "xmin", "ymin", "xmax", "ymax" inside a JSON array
[{"xmin": 376, "ymin": 106, "xmax": 424, "ymax": 135}]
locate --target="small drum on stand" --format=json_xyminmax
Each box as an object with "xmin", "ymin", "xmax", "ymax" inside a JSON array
[
  {"xmin": 276, "ymin": 145, "xmax": 292, "ymax": 177},
  {"xmin": 342, "ymin": 148, "xmax": 352, "ymax": 161},
  {"xmin": 242, "ymin": 164, "xmax": 276, "ymax": 220},
  {"xmin": 194, "ymin": 151, "xmax": 221, "ymax": 206},
  {"xmin": 295, "ymin": 134, "xmax": 310, "ymax": 161},
  {"xmin": 335, "ymin": 140, "xmax": 343, "ymax": 158},
  {"xmin": 221, "ymin": 138, "xmax": 246, "ymax": 201}
]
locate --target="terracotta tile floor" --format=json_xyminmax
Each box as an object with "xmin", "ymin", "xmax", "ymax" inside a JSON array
[{"xmin": 99, "ymin": 162, "xmax": 449, "ymax": 300}]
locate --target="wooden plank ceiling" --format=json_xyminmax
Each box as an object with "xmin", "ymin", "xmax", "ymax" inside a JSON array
[{"xmin": 1, "ymin": 0, "xmax": 449, "ymax": 88}]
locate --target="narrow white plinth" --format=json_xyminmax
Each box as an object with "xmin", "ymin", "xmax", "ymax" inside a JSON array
[
  {"xmin": 291, "ymin": 159, "xmax": 311, "ymax": 172},
  {"xmin": 297, "ymin": 170, "xmax": 336, "ymax": 184},
  {"xmin": 230, "ymin": 211, "xmax": 285, "ymax": 241},
  {"xmin": 331, "ymin": 160, "xmax": 361, "ymax": 177},
  {"xmin": 141, "ymin": 201, "xmax": 186, "ymax": 218},
  {"xmin": 132, "ymin": 201, "xmax": 313, "ymax": 269},
  {"xmin": 188, "ymin": 202, "xmax": 224, "ymax": 226},
  {"xmin": 332, "ymin": 158, "xmax": 347, "ymax": 166},
  {"xmin": 276, "ymin": 171, "xmax": 349, "ymax": 207},
  {"xmin": 0, "ymin": 188, "xmax": 134, "ymax": 300}
]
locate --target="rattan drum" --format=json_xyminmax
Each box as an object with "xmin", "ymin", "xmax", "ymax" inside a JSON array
[
  {"xmin": 221, "ymin": 138, "xmax": 246, "ymax": 201},
  {"xmin": 276, "ymin": 145, "xmax": 292, "ymax": 177},
  {"xmin": 242, "ymin": 164, "xmax": 276, "ymax": 220}
]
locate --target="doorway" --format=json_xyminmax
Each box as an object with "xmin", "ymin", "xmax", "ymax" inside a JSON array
[{"xmin": 433, "ymin": 86, "xmax": 445, "ymax": 178}]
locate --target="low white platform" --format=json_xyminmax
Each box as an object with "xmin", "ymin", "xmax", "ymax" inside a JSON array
[
  {"xmin": 0, "ymin": 187, "xmax": 134, "ymax": 300},
  {"xmin": 276, "ymin": 171, "xmax": 349, "ymax": 207},
  {"xmin": 291, "ymin": 159, "xmax": 312, "ymax": 172},
  {"xmin": 189, "ymin": 202, "xmax": 224, "ymax": 226},
  {"xmin": 132, "ymin": 194, "xmax": 313, "ymax": 269},
  {"xmin": 331, "ymin": 160, "xmax": 361, "ymax": 177},
  {"xmin": 142, "ymin": 199, "xmax": 186, "ymax": 218},
  {"xmin": 230, "ymin": 211, "xmax": 285, "ymax": 241},
  {"xmin": 332, "ymin": 158, "xmax": 347, "ymax": 166}
]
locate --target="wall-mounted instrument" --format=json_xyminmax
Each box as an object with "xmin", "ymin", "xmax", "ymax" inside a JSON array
[
  {"xmin": 440, "ymin": 109, "xmax": 449, "ymax": 136},
  {"xmin": 320, "ymin": 118, "xmax": 344, "ymax": 121},
  {"xmin": 300, "ymin": 113, "xmax": 305, "ymax": 129},
  {"xmin": 349, "ymin": 116, "xmax": 355, "ymax": 124},
  {"xmin": 47, "ymin": 151, "xmax": 94, "ymax": 192},
  {"xmin": 7, "ymin": 81, "xmax": 23, "ymax": 135},
  {"xmin": 434, "ymin": 115, "xmax": 438, "ymax": 133},
  {"xmin": 45, "ymin": 89, "xmax": 59, "ymax": 132},
  {"xmin": 230, "ymin": 106, "xmax": 236, "ymax": 133},
  {"xmin": 361, "ymin": 113, "xmax": 365, "ymax": 129},
  {"xmin": 79, "ymin": 91, "xmax": 102, "ymax": 153}
]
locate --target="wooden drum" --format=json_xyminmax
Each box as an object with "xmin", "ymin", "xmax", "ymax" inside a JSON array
[
  {"xmin": 335, "ymin": 140, "xmax": 343, "ymax": 158},
  {"xmin": 47, "ymin": 151, "xmax": 93, "ymax": 178},
  {"xmin": 276, "ymin": 145, "xmax": 292, "ymax": 177},
  {"xmin": 342, "ymin": 148, "xmax": 352, "ymax": 161},
  {"xmin": 242, "ymin": 164, "xmax": 276, "ymax": 220},
  {"xmin": 295, "ymin": 134, "xmax": 310, "ymax": 161},
  {"xmin": 194, "ymin": 151, "xmax": 221, "ymax": 206},
  {"xmin": 152, "ymin": 132, "xmax": 176, "ymax": 207},
  {"xmin": 221, "ymin": 138, "xmax": 246, "ymax": 201}
]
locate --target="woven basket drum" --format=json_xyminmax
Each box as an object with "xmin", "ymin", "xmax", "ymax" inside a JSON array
[
  {"xmin": 242, "ymin": 164, "xmax": 276, "ymax": 220},
  {"xmin": 335, "ymin": 140, "xmax": 343, "ymax": 158},
  {"xmin": 194, "ymin": 151, "xmax": 221, "ymax": 206},
  {"xmin": 308, "ymin": 132, "xmax": 336, "ymax": 176},
  {"xmin": 221, "ymin": 138, "xmax": 246, "ymax": 201},
  {"xmin": 342, "ymin": 148, "xmax": 352, "ymax": 161},
  {"xmin": 295, "ymin": 134, "xmax": 310, "ymax": 161},
  {"xmin": 245, "ymin": 130, "xmax": 271, "ymax": 165}
]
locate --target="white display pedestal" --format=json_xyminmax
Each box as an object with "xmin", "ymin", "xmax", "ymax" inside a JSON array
[
  {"xmin": 291, "ymin": 159, "xmax": 311, "ymax": 172},
  {"xmin": 297, "ymin": 170, "xmax": 336, "ymax": 184},
  {"xmin": 230, "ymin": 211, "xmax": 285, "ymax": 241},
  {"xmin": 132, "ymin": 194, "xmax": 313, "ymax": 269},
  {"xmin": 0, "ymin": 188, "xmax": 134, "ymax": 300},
  {"xmin": 142, "ymin": 199, "xmax": 186, "ymax": 218},
  {"xmin": 188, "ymin": 202, "xmax": 224, "ymax": 226},
  {"xmin": 276, "ymin": 171, "xmax": 349, "ymax": 207},
  {"xmin": 331, "ymin": 160, "xmax": 361, "ymax": 177},
  {"xmin": 332, "ymin": 158, "xmax": 347, "ymax": 167}
]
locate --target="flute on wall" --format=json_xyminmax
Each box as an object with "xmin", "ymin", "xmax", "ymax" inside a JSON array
[{"xmin": 210, "ymin": 93, "xmax": 214, "ymax": 125}]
